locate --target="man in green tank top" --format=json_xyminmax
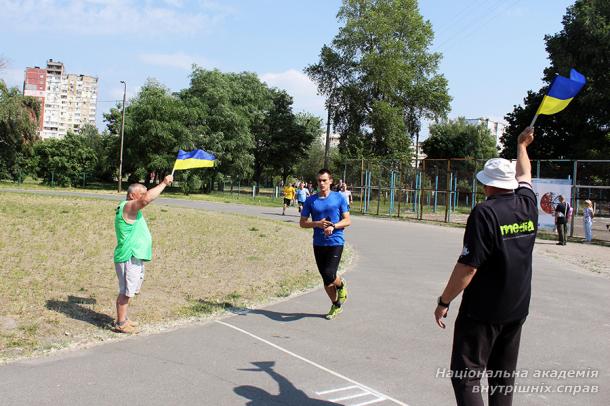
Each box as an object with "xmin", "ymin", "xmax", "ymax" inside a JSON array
[{"xmin": 112, "ymin": 175, "xmax": 173, "ymax": 333}]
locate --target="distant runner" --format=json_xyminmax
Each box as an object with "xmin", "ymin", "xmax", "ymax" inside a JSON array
[
  {"xmin": 300, "ymin": 168, "xmax": 351, "ymax": 319},
  {"xmin": 339, "ymin": 183, "xmax": 353, "ymax": 208},
  {"xmin": 282, "ymin": 183, "xmax": 296, "ymax": 215},
  {"xmin": 295, "ymin": 182, "xmax": 310, "ymax": 213}
]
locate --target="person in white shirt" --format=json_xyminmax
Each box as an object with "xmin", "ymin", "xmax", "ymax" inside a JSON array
[{"xmin": 339, "ymin": 183, "xmax": 352, "ymax": 207}]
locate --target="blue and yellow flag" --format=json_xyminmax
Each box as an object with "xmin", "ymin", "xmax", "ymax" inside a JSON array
[
  {"xmin": 172, "ymin": 149, "xmax": 216, "ymax": 171},
  {"xmin": 536, "ymin": 69, "xmax": 586, "ymax": 116}
]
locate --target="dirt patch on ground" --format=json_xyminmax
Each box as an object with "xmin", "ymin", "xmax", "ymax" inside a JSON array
[
  {"xmin": 0, "ymin": 193, "xmax": 350, "ymax": 363},
  {"xmin": 534, "ymin": 239, "xmax": 610, "ymax": 278}
]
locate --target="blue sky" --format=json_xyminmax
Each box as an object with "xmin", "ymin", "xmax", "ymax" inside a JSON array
[{"xmin": 0, "ymin": 0, "xmax": 575, "ymax": 139}]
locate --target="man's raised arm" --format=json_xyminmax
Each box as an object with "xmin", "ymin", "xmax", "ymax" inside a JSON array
[
  {"xmin": 516, "ymin": 127, "xmax": 534, "ymax": 184},
  {"xmin": 128, "ymin": 175, "xmax": 173, "ymax": 213}
]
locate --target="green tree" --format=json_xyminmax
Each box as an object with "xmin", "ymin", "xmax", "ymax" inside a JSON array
[
  {"xmin": 252, "ymin": 91, "xmax": 319, "ymax": 185},
  {"xmin": 306, "ymin": 0, "xmax": 451, "ymax": 161},
  {"xmin": 295, "ymin": 140, "xmax": 323, "ymax": 182},
  {"xmin": 178, "ymin": 171, "xmax": 203, "ymax": 195},
  {"xmin": 104, "ymin": 79, "xmax": 200, "ymax": 184},
  {"xmin": 32, "ymin": 133, "xmax": 97, "ymax": 186},
  {"xmin": 180, "ymin": 69, "xmax": 266, "ymax": 183},
  {"xmin": 501, "ymin": 0, "xmax": 610, "ymax": 160},
  {"xmin": 0, "ymin": 81, "xmax": 40, "ymax": 180},
  {"xmin": 422, "ymin": 117, "xmax": 498, "ymax": 159},
  {"xmin": 79, "ymin": 124, "xmax": 117, "ymax": 182}
]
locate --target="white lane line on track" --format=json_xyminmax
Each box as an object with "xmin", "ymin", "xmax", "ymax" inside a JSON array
[
  {"xmin": 316, "ymin": 385, "xmax": 360, "ymax": 395},
  {"xmin": 329, "ymin": 392, "xmax": 372, "ymax": 401},
  {"xmin": 352, "ymin": 398, "xmax": 386, "ymax": 406},
  {"xmin": 318, "ymin": 385, "xmax": 387, "ymax": 404},
  {"xmin": 216, "ymin": 320, "xmax": 408, "ymax": 406}
]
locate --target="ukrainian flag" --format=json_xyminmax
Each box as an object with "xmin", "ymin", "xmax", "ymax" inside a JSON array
[
  {"xmin": 536, "ymin": 69, "xmax": 586, "ymax": 115},
  {"xmin": 173, "ymin": 149, "xmax": 216, "ymax": 171}
]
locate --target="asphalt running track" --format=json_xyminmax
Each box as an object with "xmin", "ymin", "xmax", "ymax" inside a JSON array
[{"xmin": 1, "ymin": 190, "xmax": 609, "ymax": 405}]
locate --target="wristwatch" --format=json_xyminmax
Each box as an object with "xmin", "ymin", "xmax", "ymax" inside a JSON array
[{"xmin": 437, "ymin": 296, "xmax": 450, "ymax": 308}]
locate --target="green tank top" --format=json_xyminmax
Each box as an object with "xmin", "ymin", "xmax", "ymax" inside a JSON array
[{"xmin": 114, "ymin": 200, "xmax": 152, "ymax": 263}]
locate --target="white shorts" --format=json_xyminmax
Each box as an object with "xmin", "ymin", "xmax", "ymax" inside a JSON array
[{"xmin": 115, "ymin": 257, "xmax": 145, "ymax": 297}]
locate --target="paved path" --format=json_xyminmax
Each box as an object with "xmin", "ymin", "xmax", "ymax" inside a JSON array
[{"xmin": 1, "ymin": 190, "xmax": 609, "ymax": 405}]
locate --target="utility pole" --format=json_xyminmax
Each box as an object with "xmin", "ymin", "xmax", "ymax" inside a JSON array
[
  {"xmin": 414, "ymin": 129, "xmax": 420, "ymax": 171},
  {"xmin": 324, "ymin": 106, "xmax": 331, "ymax": 168},
  {"xmin": 118, "ymin": 81, "xmax": 126, "ymax": 193}
]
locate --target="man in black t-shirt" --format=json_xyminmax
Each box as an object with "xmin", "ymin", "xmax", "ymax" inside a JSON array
[{"xmin": 434, "ymin": 127, "xmax": 537, "ymax": 406}]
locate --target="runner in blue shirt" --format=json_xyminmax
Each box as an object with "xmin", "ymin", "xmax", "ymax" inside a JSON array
[
  {"xmin": 295, "ymin": 182, "xmax": 310, "ymax": 213},
  {"xmin": 300, "ymin": 169, "xmax": 351, "ymax": 319}
]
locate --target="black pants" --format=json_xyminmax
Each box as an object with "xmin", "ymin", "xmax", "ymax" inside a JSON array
[
  {"xmin": 557, "ymin": 222, "xmax": 567, "ymax": 244},
  {"xmin": 450, "ymin": 313, "xmax": 526, "ymax": 406},
  {"xmin": 313, "ymin": 245, "xmax": 343, "ymax": 285}
]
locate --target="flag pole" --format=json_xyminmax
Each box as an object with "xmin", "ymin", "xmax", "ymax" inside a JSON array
[{"xmin": 529, "ymin": 114, "xmax": 539, "ymax": 127}]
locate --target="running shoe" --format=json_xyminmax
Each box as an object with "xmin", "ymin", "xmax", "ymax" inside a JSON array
[
  {"xmin": 325, "ymin": 304, "xmax": 343, "ymax": 320},
  {"xmin": 337, "ymin": 279, "xmax": 348, "ymax": 305}
]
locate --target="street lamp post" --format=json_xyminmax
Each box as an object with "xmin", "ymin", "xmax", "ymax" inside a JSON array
[
  {"xmin": 324, "ymin": 106, "xmax": 331, "ymax": 168},
  {"xmin": 117, "ymin": 81, "xmax": 126, "ymax": 193}
]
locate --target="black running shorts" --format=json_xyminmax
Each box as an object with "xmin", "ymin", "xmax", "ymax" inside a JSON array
[{"xmin": 313, "ymin": 245, "xmax": 344, "ymax": 285}]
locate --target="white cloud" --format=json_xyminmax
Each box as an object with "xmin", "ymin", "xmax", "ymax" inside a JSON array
[
  {"xmin": 0, "ymin": 68, "xmax": 25, "ymax": 89},
  {"xmin": 0, "ymin": 0, "xmax": 232, "ymax": 36},
  {"xmin": 260, "ymin": 69, "xmax": 326, "ymax": 118},
  {"xmin": 138, "ymin": 52, "xmax": 208, "ymax": 70}
]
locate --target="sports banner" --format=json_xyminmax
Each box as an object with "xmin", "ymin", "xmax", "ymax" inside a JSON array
[{"xmin": 532, "ymin": 178, "xmax": 572, "ymax": 231}]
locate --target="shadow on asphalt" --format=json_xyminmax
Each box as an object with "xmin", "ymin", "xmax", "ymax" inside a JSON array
[
  {"xmin": 46, "ymin": 296, "xmax": 114, "ymax": 328},
  {"xmin": 234, "ymin": 361, "xmax": 338, "ymax": 405},
  {"xmin": 243, "ymin": 309, "xmax": 324, "ymax": 322}
]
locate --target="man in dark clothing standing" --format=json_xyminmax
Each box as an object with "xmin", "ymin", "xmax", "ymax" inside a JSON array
[
  {"xmin": 554, "ymin": 195, "xmax": 570, "ymax": 245},
  {"xmin": 434, "ymin": 127, "xmax": 537, "ymax": 406}
]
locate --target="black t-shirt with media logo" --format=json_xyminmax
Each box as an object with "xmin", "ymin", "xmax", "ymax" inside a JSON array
[{"xmin": 457, "ymin": 184, "xmax": 538, "ymax": 323}]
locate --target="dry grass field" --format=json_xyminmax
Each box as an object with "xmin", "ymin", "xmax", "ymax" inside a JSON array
[{"xmin": 0, "ymin": 192, "xmax": 337, "ymax": 362}]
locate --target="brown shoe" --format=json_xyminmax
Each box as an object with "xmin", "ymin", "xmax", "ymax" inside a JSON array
[
  {"xmin": 126, "ymin": 318, "xmax": 139, "ymax": 327},
  {"xmin": 112, "ymin": 321, "xmax": 138, "ymax": 334}
]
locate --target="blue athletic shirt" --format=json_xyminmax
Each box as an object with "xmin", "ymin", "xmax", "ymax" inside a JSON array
[
  {"xmin": 296, "ymin": 188, "xmax": 309, "ymax": 202},
  {"xmin": 301, "ymin": 191, "xmax": 349, "ymax": 246}
]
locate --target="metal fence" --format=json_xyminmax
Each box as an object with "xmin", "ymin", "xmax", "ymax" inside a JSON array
[{"xmin": 331, "ymin": 158, "xmax": 610, "ymax": 242}]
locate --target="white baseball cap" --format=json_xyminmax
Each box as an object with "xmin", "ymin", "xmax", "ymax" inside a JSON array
[{"xmin": 476, "ymin": 158, "xmax": 518, "ymax": 190}]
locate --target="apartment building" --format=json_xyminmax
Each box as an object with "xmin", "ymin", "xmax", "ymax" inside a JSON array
[
  {"xmin": 465, "ymin": 117, "xmax": 507, "ymax": 149},
  {"xmin": 23, "ymin": 59, "xmax": 98, "ymax": 139},
  {"xmin": 23, "ymin": 67, "xmax": 47, "ymax": 132}
]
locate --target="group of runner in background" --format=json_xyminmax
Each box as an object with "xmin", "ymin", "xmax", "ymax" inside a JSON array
[{"xmin": 282, "ymin": 179, "xmax": 353, "ymax": 215}]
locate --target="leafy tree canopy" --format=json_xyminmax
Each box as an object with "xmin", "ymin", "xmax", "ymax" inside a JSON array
[
  {"xmin": 501, "ymin": 0, "xmax": 610, "ymax": 160},
  {"xmin": 252, "ymin": 91, "xmax": 320, "ymax": 184},
  {"xmin": 105, "ymin": 79, "xmax": 201, "ymax": 183},
  {"xmin": 422, "ymin": 117, "xmax": 498, "ymax": 159},
  {"xmin": 306, "ymin": 0, "xmax": 451, "ymax": 161},
  {"xmin": 0, "ymin": 81, "xmax": 40, "ymax": 179},
  {"xmin": 179, "ymin": 69, "xmax": 270, "ymax": 180},
  {"xmin": 31, "ymin": 132, "xmax": 97, "ymax": 186}
]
